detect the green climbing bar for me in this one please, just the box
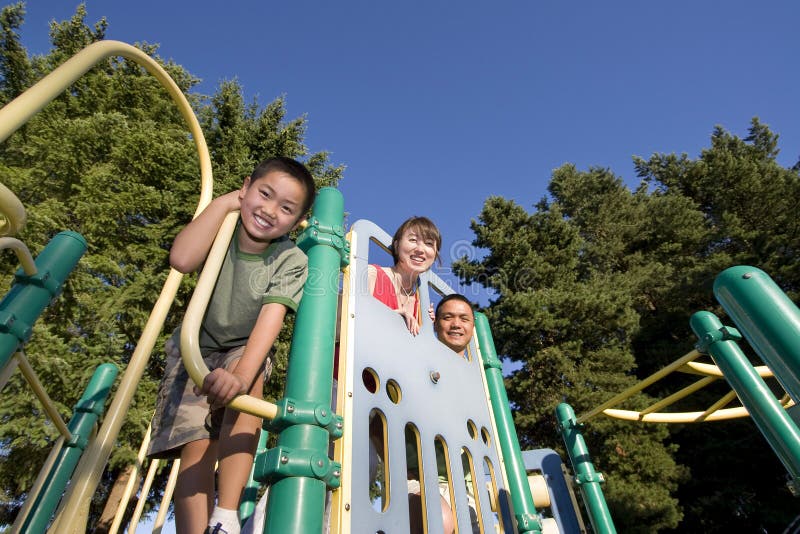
[263,187,345,534]
[475,312,542,534]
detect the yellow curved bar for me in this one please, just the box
[602,392,794,423]
[26,40,218,532]
[578,349,702,422]
[639,375,719,416]
[15,351,72,439]
[180,210,278,420]
[0,41,212,210]
[0,183,26,237]
[683,360,774,378]
[0,238,37,275]
[603,406,753,423]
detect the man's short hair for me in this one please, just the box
[435,293,475,319]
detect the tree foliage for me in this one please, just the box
[0,3,342,528]
[455,118,800,532]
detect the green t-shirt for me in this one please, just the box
[196,226,307,356]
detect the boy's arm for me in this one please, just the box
[201,302,288,406]
[170,190,241,273]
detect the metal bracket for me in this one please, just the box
[15,268,60,297]
[0,310,31,342]
[266,397,344,440]
[574,471,606,485]
[296,217,350,267]
[695,325,742,353]
[514,512,543,533]
[255,445,342,489]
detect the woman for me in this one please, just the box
[366,216,455,532]
[368,216,441,335]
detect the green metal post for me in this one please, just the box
[475,312,542,534]
[262,187,345,534]
[0,231,87,369]
[713,266,800,402]
[240,429,269,524]
[690,310,800,493]
[21,363,118,533]
[555,403,616,534]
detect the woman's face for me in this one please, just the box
[394,228,438,275]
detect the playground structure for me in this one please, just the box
[0,40,798,533]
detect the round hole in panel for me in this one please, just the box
[481,426,491,446]
[362,367,379,394]
[467,419,478,439]
[386,379,402,404]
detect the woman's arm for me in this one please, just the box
[170,190,241,273]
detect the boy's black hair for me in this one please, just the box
[435,293,475,319]
[250,157,317,215]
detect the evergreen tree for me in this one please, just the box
[0,3,343,529]
[455,120,800,531]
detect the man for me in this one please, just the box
[434,293,476,354]
[408,293,479,533]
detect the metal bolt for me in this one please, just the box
[333,470,341,477]
[280,455,289,464]
[430,371,441,384]
[287,404,295,413]
[344,503,350,511]
[336,422,343,429]
[743,272,753,279]
[321,410,327,417]
[348,392,353,397]
[317,460,324,467]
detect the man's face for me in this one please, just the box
[434,299,475,353]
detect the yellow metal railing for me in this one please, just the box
[0,38,293,531]
[0,39,222,533]
[578,348,793,424]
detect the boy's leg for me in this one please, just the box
[214,365,265,525]
[174,437,218,534]
[217,372,263,508]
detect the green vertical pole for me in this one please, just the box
[0,231,87,369]
[240,429,269,524]
[21,363,118,533]
[690,310,800,493]
[262,187,345,534]
[713,265,800,402]
[475,312,542,534]
[555,403,616,534]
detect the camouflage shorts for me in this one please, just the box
[146,336,272,459]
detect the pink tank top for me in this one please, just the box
[372,265,418,319]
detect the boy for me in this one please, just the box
[147,157,316,534]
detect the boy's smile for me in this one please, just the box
[237,170,305,253]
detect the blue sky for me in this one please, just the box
[17,1,800,304]
[10,2,800,531]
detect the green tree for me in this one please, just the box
[633,118,800,532]
[455,119,800,531]
[0,3,343,530]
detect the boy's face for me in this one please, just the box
[435,299,475,354]
[237,170,306,253]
